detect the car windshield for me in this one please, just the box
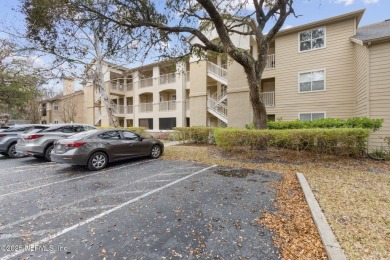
[69,130,99,139]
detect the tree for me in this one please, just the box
[58,95,78,123]
[76,0,296,129]
[21,0,154,127]
[0,38,45,122]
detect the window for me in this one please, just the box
[53,101,59,111]
[299,27,325,52]
[171,95,176,103]
[299,70,325,92]
[98,131,121,140]
[54,120,59,124]
[122,131,139,140]
[299,112,326,121]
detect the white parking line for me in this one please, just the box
[0,229,59,240]
[0,165,217,260]
[0,162,57,171]
[0,160,153,199]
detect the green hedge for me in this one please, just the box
[173,127,215,144]
[267,117,383,131]
[97,127,146,135]
[214,128,370,155]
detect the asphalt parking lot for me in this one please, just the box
[0,155,281,259]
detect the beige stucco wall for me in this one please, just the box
[189,61,208,126]
[367,42,390,151]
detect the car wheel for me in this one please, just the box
[150,145,162,159]
[8,144,24,158]
[88,152,108,171]
[44,145,54,161]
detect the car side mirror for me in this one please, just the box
[137,136,143,141]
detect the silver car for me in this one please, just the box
[51,129,164,170]
[16,124,96,161]
[0,124,48,158]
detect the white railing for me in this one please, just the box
[127,82,133,91]
[261,91,275,107]
[139,77,153,88]
[94,90,101,103]
[114,105,125,114]
[210,87,227,103]
[127,105,133,114]
[207,97,228,119]
[159,72,176,85]
[159,101,176,112]
[95,109,101,125]
[110,101,118,113]
[207,61,228,80]
[139,102,153,113]
[266,54,275,69]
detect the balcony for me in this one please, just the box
[265,54,275,69]
[126,105,133,114]
[139,77,153,88]
[159,72,176,85]
[260,91,275,107]
[112,104,125,114]
[127,82,133,91]
[207,61,228,85]
[139,102,153,113]
[159,101,176,112]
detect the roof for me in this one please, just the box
[277,9,365,36]
[351,20,390,45]
[42,90,84,102]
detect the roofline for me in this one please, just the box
[351,35,390,46]
[276,9,365,37]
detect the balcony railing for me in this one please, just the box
[266,54,275,69]
[207,61,228,81]
[159,101,176,112]
[139,77,153,88]
[113,104,125,114]
[139,102,153,113]
[127,105,133,114]
[127,82,133,91]
[261,91,275,107]
[159,72,176,85]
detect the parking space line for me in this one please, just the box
[0,229,59,240]
[0,162,57,171]
[0,160,154,199]
[0,165,217,260]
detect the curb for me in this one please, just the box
[296,173,347,260]
[164,141,182,147]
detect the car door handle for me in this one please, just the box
[129,144,134,146]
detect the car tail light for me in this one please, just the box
[24,134,43,140]
[65,142,86,148]
[0,134,6,138]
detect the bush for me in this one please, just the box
[214,128,370,155]
[267,117,383,131]
[173,127,216,144]
[98,126,146,136]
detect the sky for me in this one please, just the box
[0,0,389,90]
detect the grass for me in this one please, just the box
[161,144,390,260]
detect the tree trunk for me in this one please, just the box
[243,64,268,129]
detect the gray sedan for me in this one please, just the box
[51,129,164,170]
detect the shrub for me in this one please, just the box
[267,117,383,131]
[214,128,370,155]
[98,126,146,135]
[173,127,216,144]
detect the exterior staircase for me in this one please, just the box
[207,87,228,124]
[207,61,228,85]
[95,108,101,126]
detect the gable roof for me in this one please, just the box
[351,20,390,45]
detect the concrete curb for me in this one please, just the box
[164,141,182,148]
[296,173,347,260]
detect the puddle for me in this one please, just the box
[214,168,257,178]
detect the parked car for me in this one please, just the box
[51,129,164,170]
[0,124,49,158]
[16,124,96,161]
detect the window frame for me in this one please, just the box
[53,101,59,111]
[298,26,326,53]
[298,69,326,93]
[298,112,327,121]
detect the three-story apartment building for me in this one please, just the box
[84,9,390,150]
